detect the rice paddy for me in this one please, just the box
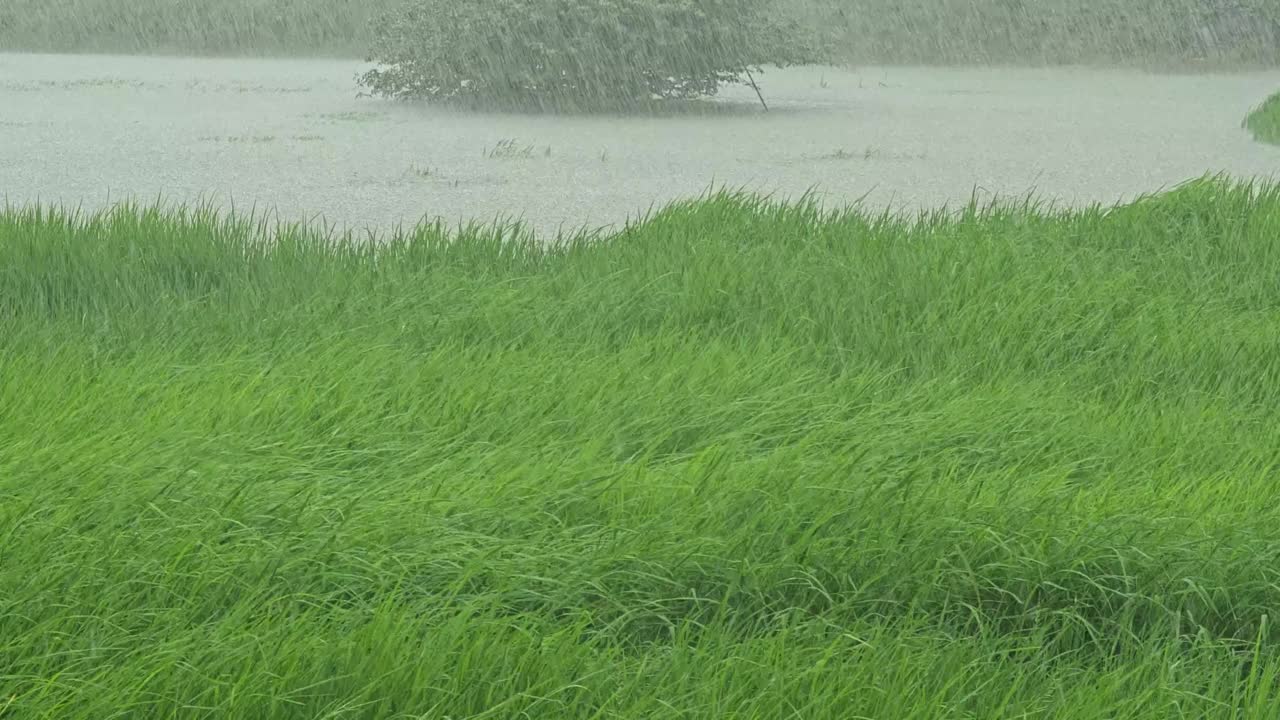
[4,176,1280,717]
[4,0,1280,715]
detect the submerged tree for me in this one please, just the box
[358,0,833,112]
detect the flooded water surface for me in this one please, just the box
[3,52,1277,236]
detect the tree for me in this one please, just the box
[358,0,833,112]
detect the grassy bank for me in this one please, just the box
[0,0,1276,66]
[4,176,1280,717]
[1247,92,1280,144]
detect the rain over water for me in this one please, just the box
[3,1,1278,235]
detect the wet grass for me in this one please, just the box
[0,0,1275,66]
[1247,91,1280,145]
[0,0,388,57]
[820,0,1279,67]
[3,175,1280,717]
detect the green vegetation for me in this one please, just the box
[359,0,830,111]
[822,0,1279,67]
[0,0,388,57]
[0,0,1276,66]
[4,176,1280,717]
[1246,91,1280,144]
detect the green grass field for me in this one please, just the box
[0,0,1276,66]
[1247,92,1280,144]
[4,176,1280,717]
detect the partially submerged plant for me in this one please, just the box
[482,138,550,158]
[1245,91,1280,145]
[358,0,833,112]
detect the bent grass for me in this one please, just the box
[3,176,1280,717]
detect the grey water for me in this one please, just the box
[1,52,1277,237]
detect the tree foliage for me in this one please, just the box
[358,0,832,111]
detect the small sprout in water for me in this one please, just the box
[485,138,539,159]
[816,147,855,161]
[812,146,926,162]
[402,162,441,180]
[199,134,277,144]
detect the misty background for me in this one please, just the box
[2,0,1277,66]
[1,0,1277,235]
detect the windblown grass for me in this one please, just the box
[1247,91,1280,144]
[0,0,1275,66]
[0,0,390,57]
[3,176,1280,717]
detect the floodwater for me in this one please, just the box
[2,52,1277,237]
